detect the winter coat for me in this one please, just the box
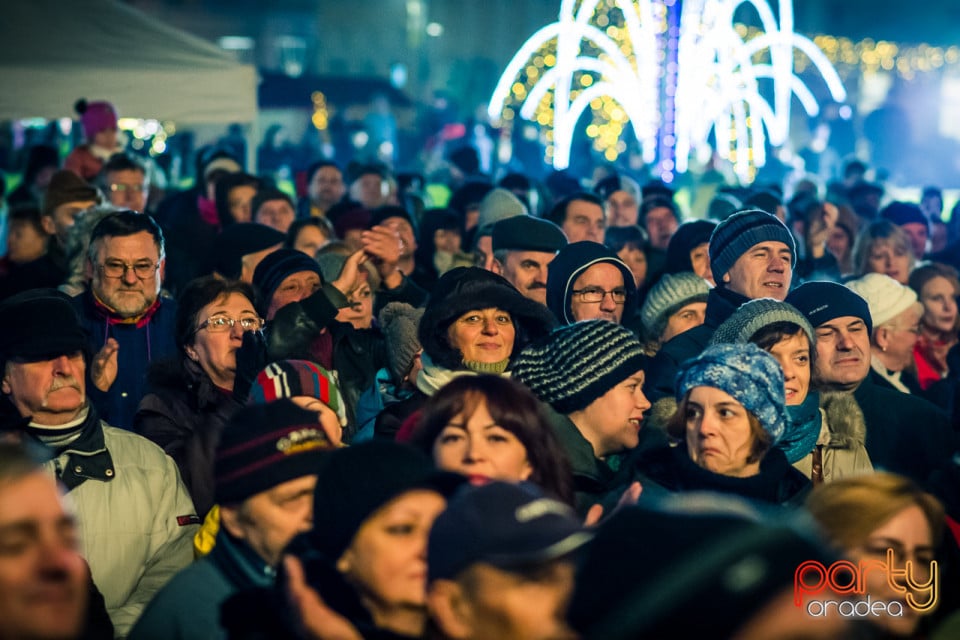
[35,405,198,637]
[791,392,873,483]
[634,443,811,507]
[134,357,244,519]
[645,286,750,401]
[72,291,179,430]
[128,529,274,640]
[64,144,104,181]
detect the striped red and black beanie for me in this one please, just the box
[215,399,335,504]
[247,359,346,427]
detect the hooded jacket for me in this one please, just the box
[545,241,637,325]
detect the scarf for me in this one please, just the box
[91,290,162,328]
[416,352,477,395]
[198,195,220,228]
[777,391,822,464]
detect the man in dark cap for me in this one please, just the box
[426,482,592,640]
[0,289,197,636]
[211,222,285,283]
[788,281,956,485]
[646,208,795,401]
[490,215,568,306]
[130,400,335,640]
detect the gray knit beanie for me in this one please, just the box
[477,188,528,232]
[710,298,814,347]
[709,209,796,282]
[378,302,424,385]
[641,272,710,338]
[512,320,646,414]
[676,343,787,444]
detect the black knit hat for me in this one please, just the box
[881,201,929,232]
[309,441,464,562]
[568,505,834,639]
[664,219,717,274]
[213,223,285,279]
[252,248,323,316]
[215,399,335,504]
[708,209,796,282]
[787,281,872,334]
[491,215,568,253]
[546,241,637,325]
[418,267,556,370]
[0,289,89,367]
[369,205,415,230]
[512,319,646,414]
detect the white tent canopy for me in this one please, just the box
[0,0,257,124]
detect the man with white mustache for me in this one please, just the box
[788,281,956,487]
[0,289,197,636]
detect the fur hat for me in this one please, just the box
[641,272,710,339]
[710,298,814,347]
[418,267,556,371]
[676,343,787,444]
[845,273,919,328]
[378,303,424,385]
[512,319,646,415]
[709,209,796,281]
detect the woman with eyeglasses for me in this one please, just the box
[134,276,263,518]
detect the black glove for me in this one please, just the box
[233,329,268,402]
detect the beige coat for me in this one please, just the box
[792,392,873,483]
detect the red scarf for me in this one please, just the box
[91,292,162,328]
[197,195,220,228]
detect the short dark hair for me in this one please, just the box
[306,160,341,183]
[101,153,145,179]
[547,192,603,227]
[604,225,649,254]
[175,276,257,351]
[7,205,46,236]
[251,188,295,220]
[411,375,575,505]
[215,172,260,226]
[285,217,334,250]
[640,196,681,226]
[87,210,165,263]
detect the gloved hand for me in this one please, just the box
[233,329,268,402]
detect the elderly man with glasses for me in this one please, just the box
[70,210,178,429]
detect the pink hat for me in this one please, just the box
[74,99,118,140]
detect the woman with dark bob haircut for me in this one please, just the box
[410,375,575,505]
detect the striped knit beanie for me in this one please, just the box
[710,298,814,347]
[709,209,796,282]
[215,399,336,504]
[640,272,710,338]
[676,343,787,444]
[512,320,646,414]
[248,359,347,427]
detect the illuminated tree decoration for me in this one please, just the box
[489,0,847,183]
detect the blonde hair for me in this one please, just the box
[805,472,944,550]
[852,220,915,278]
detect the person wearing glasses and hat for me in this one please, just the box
[70,211,178,430]
[545,240,638,327]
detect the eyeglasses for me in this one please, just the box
[97,260,159,280]
[108,183,149,193]
[572,287,627,304]
[195,314,264,334]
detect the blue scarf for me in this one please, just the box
[776,391,822,464]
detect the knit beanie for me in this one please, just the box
[594,174,641,203]
[378,303,425,385]
[212,223,285,279]
[42,170,100,217]
[881,201,929,232]
[845,273,919,328]
[477,188,527,232]
[708,209,796,281]
[491,215,568,253]
[664,219,717,274]
[309,441,463,562]
[74,99,118,140]
[512,320,646,415]
[247,359,347,427]
[710,298,814,347]
[252,249,323,316]
[546,241,637,325]
[641,272,710,338]
[215,399,336,504]
[369,205,415,230]
[676,343,787,444]
[787,281,872,334]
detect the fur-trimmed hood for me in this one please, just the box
[819,391,867,449]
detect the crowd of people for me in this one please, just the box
[1,96,959,640]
